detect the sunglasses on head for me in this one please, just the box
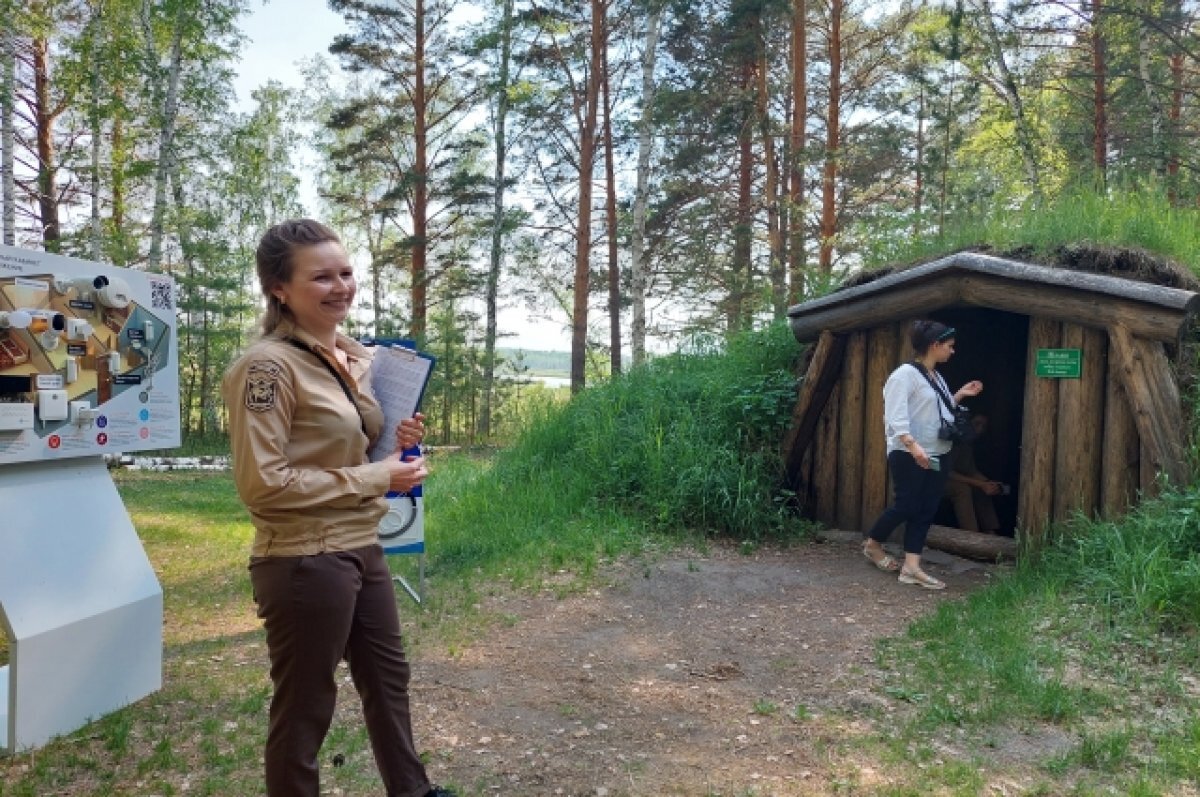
[936,326,956,341]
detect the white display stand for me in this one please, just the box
[0,456,162,753]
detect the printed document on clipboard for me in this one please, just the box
[366,343,435,463]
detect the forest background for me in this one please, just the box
[3,0,1200,448]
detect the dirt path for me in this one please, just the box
[409,533,999,796]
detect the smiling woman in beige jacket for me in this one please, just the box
[222,219,454,797]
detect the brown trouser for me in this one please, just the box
[945,479,1000,533]
[249,544,431,797]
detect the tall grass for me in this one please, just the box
[1043,486,1200,631]
[422,322,812,589]
[496,323,808,537]
[879,486,1200,788]
[865,183,1200,273]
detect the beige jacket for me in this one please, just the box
[221,321,393,556]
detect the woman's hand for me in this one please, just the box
[385,452,428,494]
[909,441,931,469]
[955,380,983,402]
[395,412,425,452]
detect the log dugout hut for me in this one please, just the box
[783,251,1200,553]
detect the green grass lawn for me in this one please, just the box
[0,457,674,797]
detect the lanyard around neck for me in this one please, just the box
[909,361,955,414]
[287,338,368,438]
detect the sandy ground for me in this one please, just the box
[397,532,1000,796]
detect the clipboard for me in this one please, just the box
[362,338,436,463]
[362,337,435,603]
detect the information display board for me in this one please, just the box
[0,245,180,464]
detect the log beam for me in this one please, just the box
[861,326,899,526]
[926,525,1019,562]
[1052,324,1106,522]
[813,381,840,526]
[1107,323,1189,489]
[1101,352,1139,517]
[1018,317,1060,539]
[835,332,867,531]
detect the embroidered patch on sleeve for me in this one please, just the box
[245,360,283,413]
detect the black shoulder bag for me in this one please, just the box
[908,363,977,443]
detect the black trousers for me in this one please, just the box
[865,449,951,555]
[249,544,432,797]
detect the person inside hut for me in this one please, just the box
[861,319,983,590]
[944,413,1004,534]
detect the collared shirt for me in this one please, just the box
[221,320,393,557]
[881,362,954,457]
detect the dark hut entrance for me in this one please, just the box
[782,251,1199,560]
[925,307,1029,535]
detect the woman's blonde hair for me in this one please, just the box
[255,219,341,335]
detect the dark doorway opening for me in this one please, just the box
[929,306,1029,535]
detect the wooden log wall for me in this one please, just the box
[1101,356,1140,517]
[782,331,846,484]
[1053,324,1106,520]
[1018,318,1061,538]
[1015,318,1182,537]
[861,326,900,525]
[793,323,910,532]
[812,381,840,526]
[1108,323,1189,489]
[835,332,867,530]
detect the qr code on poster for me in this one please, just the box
[149,277,174,310]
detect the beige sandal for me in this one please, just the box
[898,567,946,590]
[862,543,901,573]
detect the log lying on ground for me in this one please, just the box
[925,524,1019,562]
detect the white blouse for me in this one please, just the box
[881,363,954,456]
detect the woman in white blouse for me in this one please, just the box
[861,319,983,590]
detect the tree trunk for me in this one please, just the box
[977,0,1040,192]
[602,26,621,376]
[1137,23,1163,172]
[757,41,785,320]
[571,0,604,394]
[411,0,429,341]
[146,2,185,270]
[818,0,841,273]
[33,34,61,250]
[111,86,126,247]
[168,169,199,435]
[914,82,924,238]
[1,26,14,245]
[1165,0,1183,204]
[938,64,956,238]
[732,56,754,332]
[88,5,103,259]
[1091,0,1107,184]
[481,0,514,438]
[630,4,661,367]
[371,223,385,338]
[787,0,806,303]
